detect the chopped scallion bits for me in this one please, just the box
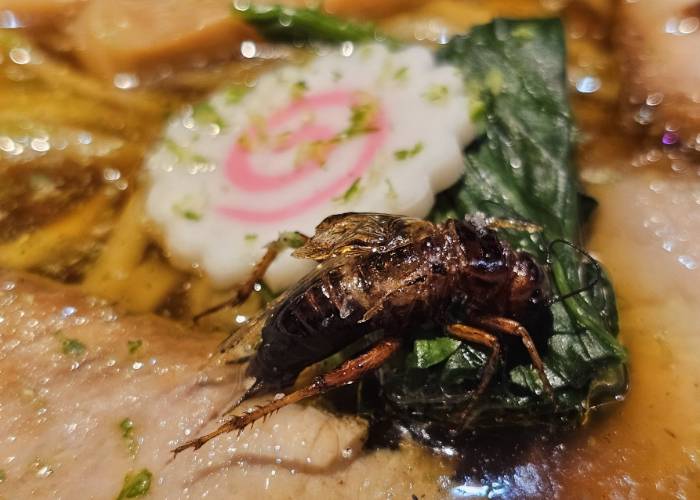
[394,142,424,160]
[225,85,249,104]
[334,178,362,203]
[192,102,227,129]
[127,340,142,354]
[423,84,449,103]
[116,469,152,499]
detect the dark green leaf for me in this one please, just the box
[409,337,461,369]
[383,19,626,430]
[235,4,379,44]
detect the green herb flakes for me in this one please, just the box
[127,340,142,355]
[55,330,86,357]
[116,469,152,499]
[119,418,134,436]
[393,66,408,81]
[394,142,423,161]
[385,179,398,200]
[0,469,6,482]
[119,418,139,458]
[344,102,378,138]
[163,139,186,162]
[244,233,258,242]
[291,80,308,99]
[225,85,249,104]
[192,102,227,129]
[62,338,86,356]
[334,178,362,203]
[423,84,449,103]
[172,199,202,221]
[164,139,208,165]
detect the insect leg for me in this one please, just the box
[446,323,501,411]
[481,216,543,234]
[192,232,309,323]
[172,337,401,455]
[472,316,554,400]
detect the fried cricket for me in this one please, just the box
[174,212,560,454]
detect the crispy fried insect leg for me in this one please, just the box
[172,337,402,455]
[192,232,309,323]
[447,323,501,408]
[484,217,543,233]
[473,316,554,400]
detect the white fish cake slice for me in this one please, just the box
[146,42,476,291]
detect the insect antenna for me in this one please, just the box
[545,239,602,306]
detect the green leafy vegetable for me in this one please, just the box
[408,337,461,369]
[116,469,152,499]
[381,18,627,431]
[235,4,379,44]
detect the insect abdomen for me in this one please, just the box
[247,268,372,389]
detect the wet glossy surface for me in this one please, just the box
[1,0,700,498]
[0,271,451,499]
[450,160,700,498]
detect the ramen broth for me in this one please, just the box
[1,0,699,498]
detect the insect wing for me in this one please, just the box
[293,212,436,261]
[216,262,329,357]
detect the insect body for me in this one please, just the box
[175,213,555,454]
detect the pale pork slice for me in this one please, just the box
[67,0,258,78]
[0,0,88,27]
[0,270,448,499]
[618,0,700,146]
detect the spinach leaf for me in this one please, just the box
[235,4,379,44]
[382,19,627,431]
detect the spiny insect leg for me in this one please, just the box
[172,337,401,456]
[446,323,501,425]
[473,316,554,400]
[192,232,309,323]
[220,378,267,417]
[481,216,543,234]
